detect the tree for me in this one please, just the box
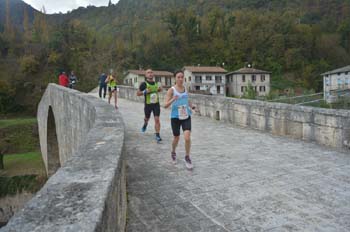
[4,0,14,39]
[20,55,40,74]
[337,20,350,52]
[32,8,49,43]
[183,11,200,43]
[243,82,257,100]
[0,152,3,169]
[164,10,182,40]
[23,6,31,42]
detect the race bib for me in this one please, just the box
[150,93,158,104]
[178,105,189,120]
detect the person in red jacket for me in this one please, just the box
[58,72,69,87]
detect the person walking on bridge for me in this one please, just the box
[69,71,78,89]
[106,72,118,109]
[137,69,162,142]
[98,72,107,98]
[164,70,195,170]
[58,71,69,87]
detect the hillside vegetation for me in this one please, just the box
[0,0,349,114]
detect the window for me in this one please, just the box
[261,75,265,82]
[325,78,330,86]
[346,72,349,75]
[259,86,266,92]
[134,77,137,83]
[252,75,256,82]
[195,76,202,83]
[241,86,245,93]
[195,86,200,90]
[230,77,233,82]
[206,76,212,81]
[215,76,222,83]
[254,86,257,92]
[155,77,161,82]
[242,75,246,82]
[165,77,170,86]
[338,73,341,76]
[217,86,221,94]
[189,76,191,82]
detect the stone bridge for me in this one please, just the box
[2,84,350,232]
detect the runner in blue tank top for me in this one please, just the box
[164,70,196,170]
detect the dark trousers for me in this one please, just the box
[99,85,107,98]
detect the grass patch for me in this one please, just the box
[0,175,46,197]
[0,152,46,177]
[0,118,37,129]
[0,120,39,154]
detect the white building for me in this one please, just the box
[226,67,271,97]
[124,70,174,89]
[183,66,227,95]
[321,65,350,103]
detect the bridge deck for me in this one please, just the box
[98,94,350,231]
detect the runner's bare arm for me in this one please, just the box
[164,88,177,109]
[136,89,144,96]
[188,101,196,113]
[137,82,145,96]
[105,75,110,83]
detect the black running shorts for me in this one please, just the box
[144,103,160,118]
[171,117,191,136]
[108,86,117,92]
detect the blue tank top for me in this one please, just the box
[170,86,192,119]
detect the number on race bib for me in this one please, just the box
[150,93,158,103]
[178,105,189,120]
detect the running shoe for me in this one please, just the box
[141,124,147,132]
[184,156,193,170]
[171,152,177,164]
[155,134,162,142]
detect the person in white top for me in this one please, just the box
[164,70,196,170]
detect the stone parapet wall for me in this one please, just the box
[1,84,126,232]
[118,85,350,150]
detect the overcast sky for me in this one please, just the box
[22,0,120,14]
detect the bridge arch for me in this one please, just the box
[46,106,60,177]
[2,84,127,232]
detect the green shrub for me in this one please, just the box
[0,175,45,197]
[20,55,40,74]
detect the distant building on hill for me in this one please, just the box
[183,66,227,95]
[226,67,271,97]
[321,65,350,103]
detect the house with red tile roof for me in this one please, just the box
[183,66,227,95]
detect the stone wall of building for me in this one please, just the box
[118,85,350,150]
[1,84,127,232]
